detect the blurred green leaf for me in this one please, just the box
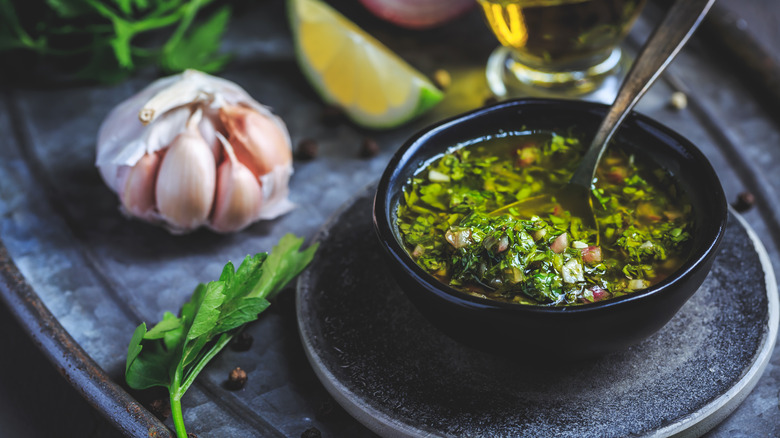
[113,0,133,15]
[45,0,95,19]
[160,5,231,73]
[110,18,135,67]
[2,0,234,83]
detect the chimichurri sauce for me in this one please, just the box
[396,131,693,306]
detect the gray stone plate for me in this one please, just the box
[297,184,779,438]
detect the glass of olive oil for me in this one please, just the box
[477,0,646,100]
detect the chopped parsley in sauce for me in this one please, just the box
[396,132,692,306]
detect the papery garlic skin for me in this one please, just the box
[97,78,189,193]
[96,70,295,233]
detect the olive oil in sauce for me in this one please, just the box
[396,131,692,306]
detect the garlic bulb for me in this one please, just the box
[96,70,294,233]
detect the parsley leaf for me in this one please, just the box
[125,234,318,438]
[2,0,232,83]
[160,4,232,73]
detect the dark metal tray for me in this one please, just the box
[1,1,779,436]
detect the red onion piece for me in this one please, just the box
[590,285,610,302]
[358,0,475,29]
[581,246,602,264]
[550,233,568,254]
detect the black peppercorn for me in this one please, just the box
[359,137,380,158]
[733,191,756,212]
[227,367,248,390]
[295,138,319,161]
[230,331,254,352]
[301,427,322,438]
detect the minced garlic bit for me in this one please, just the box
[669,91,688,110]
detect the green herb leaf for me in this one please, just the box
[124,322,178,390]
[3,0,232,83]
[125,234,318,438]
[109,18,135,68]
[144,311,182,339]
[113,0,133,15]
[252,233,319,301]
[125,323,147,373]
[186,281,227,340]
[45,0,95,19]
[160,5,231,73]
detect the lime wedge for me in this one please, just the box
[288,0,443,129]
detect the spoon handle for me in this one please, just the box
[570,0,717,189]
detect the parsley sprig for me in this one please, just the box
[125,234,318,438]
[0,0,232,83]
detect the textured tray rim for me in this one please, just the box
[0,239,171,438]
[649,209,779,438]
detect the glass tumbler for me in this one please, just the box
[477,0,646,100]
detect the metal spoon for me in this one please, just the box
[490,0,716,237]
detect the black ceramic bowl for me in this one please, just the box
[373,99,727,358]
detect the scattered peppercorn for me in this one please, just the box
[148,398,171,420]
[433,69,451,90]
[669,91,688,110]
[227,367,248,390]
[733,191,756,212]
[359,137,380,158]
[187,433,198,438]
[320,104,345,126]
[296,138,319,161]
[230,331,254,352]
[483,95,499,106]
[301,427,322,438]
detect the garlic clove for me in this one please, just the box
[197,109,224,162]
[219,105,292,177]
[120,152,161,219]
[210,134,264,233]
[155,118,216,232]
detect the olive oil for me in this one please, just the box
[478,0,645,71]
